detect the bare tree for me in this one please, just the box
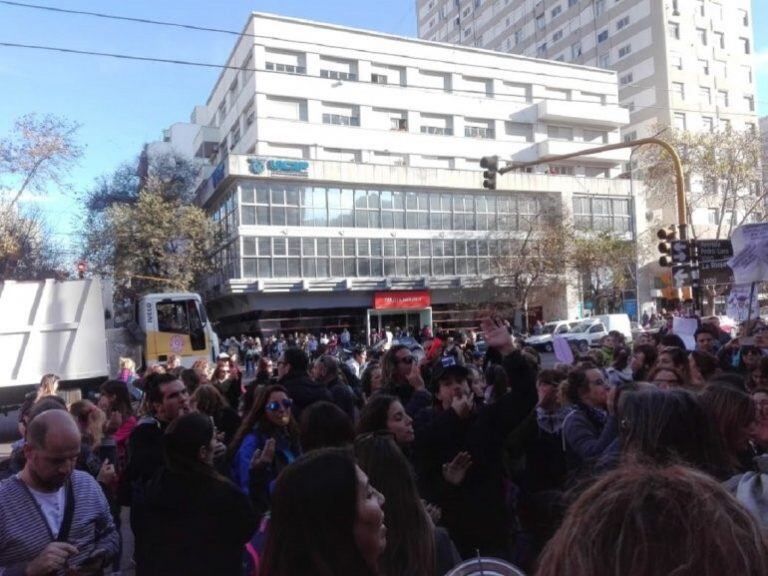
[0,201,65,280]
[0,114,83,208]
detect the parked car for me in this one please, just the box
[525,320,580,352]
[562,314,632,354]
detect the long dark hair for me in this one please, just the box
[164,412,228,483]
[356,394,398,437]
[99,380,133,418]
[300,401,355,453]
[261,448,377,576]
[699,384,756,471]
[355,434,435,576]
[226,384,298,461]
[619,388,730,479]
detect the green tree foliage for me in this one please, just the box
[0,202,64,280]
[83,152,212,297]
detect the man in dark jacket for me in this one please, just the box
[312,354,357,420]
[277,347,331,420]
[413,318,537,560]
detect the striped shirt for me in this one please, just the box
[0,470,118,576]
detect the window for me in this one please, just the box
[720,119,731,131]
[667,22,680,40]
[320,69,357,81]
[744,96,755,112]
[670,53,683,70]
[622,101,635,112]
[740,37,751,54]
[572,196,632,233]
[536,14,545,29]
[505,122,533,142]
[514,29,523,44]
[551,4,562,18]
[619,72,633,86]
[623,130,637,143]
[714,31,724,49]
[717,90,729,108]
[699,59,709,75]
[553,29,564,42]
[371,73,388,84]
[618,44,631,58]
[702,116,714,133]
[537,43,548,57]
[549,165,574,175]
[706,208,719,225]
[597,29,608,43]
[547,125,574,141]
[584,129,607,143]
[322,113,360,126]
[595,0,605,17]
[739,9,749,26]
[673,112,686,131]
[464,124,495,139]
[742,65,753,84]
[616,15,630,30]
[699,86,711,105]
[265,62,306,75]
[672,82,685,100]
[571,41,582,59]
[598,53,610,68]
[696,0,704,16]
[569,0,578,6]
[696,28,707,46]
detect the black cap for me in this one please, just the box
[431,358,471,386]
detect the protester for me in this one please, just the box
[536,465,768,576]
[0,410,119,575]
[228,385,300,519]
[276,347,330,419]
[360,361,384,400]
[647,365,688,390]
[261,447,386,576]
[381,344,432,416]
[357,394,415,446]
[35,373,60,401]
[699,383,758,474]
[313,354,357,421]
[190,384,241,446]
[138,413,257,576]
[355,433,461,576]
[560,366,617,474]
[629,343,657,381]
[211,357,241,412]
[300,400,356,452]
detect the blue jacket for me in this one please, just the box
[231,427,299,496]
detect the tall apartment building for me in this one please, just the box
[417,0,759,140]
[154,12,650,336]
[761,116,768,188]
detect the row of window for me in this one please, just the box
[238,183,545,232]
[667,21,751,54]
[240,236,510,279]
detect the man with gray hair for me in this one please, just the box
[0,409,118,575]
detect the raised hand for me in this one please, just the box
[480,315,515,356]
[442,451,473,486]
[250,438,277,469]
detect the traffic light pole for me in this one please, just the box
[496,137,701,311]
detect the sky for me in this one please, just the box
[0,0,766,261]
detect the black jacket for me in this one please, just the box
[413,350,537,558]
[279,371,331,420]
[326,376,357,421]
[137,468,257,576]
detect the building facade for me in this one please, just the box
[156,12,648,336]
[417,0,759,139]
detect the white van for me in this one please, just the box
[562,314,632,353]
[525,320,580,352]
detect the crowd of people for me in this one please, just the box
[3,312,768,575]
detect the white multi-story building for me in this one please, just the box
[417,0,759,140]
[761,116,768,188]
[157,12,648,336]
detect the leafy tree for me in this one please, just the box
[82,151,212,297]
[0,202,65,280]
[570,232,637,315]
[0,114,83,208]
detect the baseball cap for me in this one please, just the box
[431,356,471,386]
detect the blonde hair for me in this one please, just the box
[37,374,60,401]
[69,399,107,448]
[119,357,136,372]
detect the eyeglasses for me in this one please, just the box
[266,398,293,412]
[397,356,415,365]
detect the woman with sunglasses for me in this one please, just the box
[227,385,301,519]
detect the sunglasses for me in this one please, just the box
[266,398,293,412]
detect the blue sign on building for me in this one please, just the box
[247,157,310,176]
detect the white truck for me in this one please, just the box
[561,314,633,354]
[0,278,219,411]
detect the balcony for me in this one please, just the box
[538,99,629,128]
[390,118,408,131]
[193,125,221,159]
[420,126,453,136]
[265,62,306,75]
[538,140,630,164]
[464,126,495,139]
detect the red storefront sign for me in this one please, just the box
[373,290,431,310]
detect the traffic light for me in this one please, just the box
[480,155,499,190]
[76,261,87,279]
[657,226,677,267]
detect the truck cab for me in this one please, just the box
[137,293,219,369]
